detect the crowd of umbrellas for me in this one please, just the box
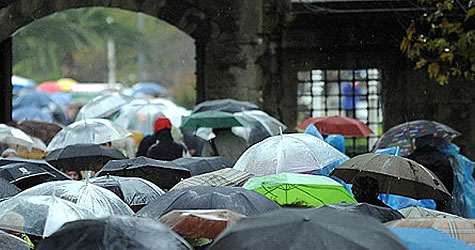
[0,81,474,249]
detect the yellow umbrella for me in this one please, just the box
[57,78,77,92]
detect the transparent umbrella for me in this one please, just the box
[150,98,191,127]
[233,133,348,176]
[0,124,35,150]
[16,180,134,217]
[46,119,131,152]
[233,110,287,144]
[75,92,134,121]
[0,195,95,238]
[114,100,167,135]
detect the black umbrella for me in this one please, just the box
[45,143,127,171]
[192,99,259,114]
[96,157,191,190]
[0,230,29,250]
[0,177,21,199]
[36,216,192,250]
[90,175,165,208]
[136,186,280,219]
[0,158,70,181]
[208,208,408,250]
[0,163,55,190]
[316,202,405,223]
[171,156,232,176]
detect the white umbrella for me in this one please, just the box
[150,98,191,127]
[233,133,348,177]
[114,100,167,135]
[16,180,134,217]
[0,195,95,237]
[0,124,36,150]
[46,119,131,152]
[75,92,133,121]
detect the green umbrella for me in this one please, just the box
[243,173,357,207]
[180,110,251,130]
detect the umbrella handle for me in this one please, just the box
[385,178,392,203]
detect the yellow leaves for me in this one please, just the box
[400,37,411,52]
[440,52,454,63]
[407,23,416,39]
[428,63,440,78]
[466,7,475,22]
[415,59,428,69]
[436,74,449,85]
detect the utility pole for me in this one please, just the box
[137,12,145,82]
[107,16,116,88]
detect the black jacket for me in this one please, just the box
[146,129,184,161]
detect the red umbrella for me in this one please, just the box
[296,115,373,137]
[36,81,62,94]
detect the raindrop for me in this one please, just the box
[444,48,450,52]
[423,13,428,17]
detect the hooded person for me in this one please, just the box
[145,117,186,161]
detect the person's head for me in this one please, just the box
[154,117,172,134]
[66,170,82,180]
[100,141,112,147]
[0,212,25,237]
[1,148,18,158]
[352,176,380,201]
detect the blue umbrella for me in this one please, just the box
[13,91,55,109]
[12,107,54,122]
[52,92,73,105]
[11,75,35,92]
[388,227,474,250]
[132,82,169,97]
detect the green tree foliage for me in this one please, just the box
[400,0,475,85]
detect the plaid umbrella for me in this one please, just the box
[399,206,462,219]
[385,218,475,246]
[373,120,460,156]
[170,168,253,191]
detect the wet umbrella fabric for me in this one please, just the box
[385,218,475,246]
[234,133,348,177]
[0,195,95,238]
[159,209,246,240]
[373,120,461,156]
[208,208,407,250]
[171,157,233,176]
[75,92,134,121]
[331,153,451,200]
[399,206,461,219]
[0,124,36,150]
[36,216,192,250]
[12,91,67,125]
[181,110,252,130]
[316,203,404,223]
[388,227,474,250]
[192,99,259,114]
[0,229,29,250]
[0,177,21,199]
[170,168,254,191]
[16,180,134,217]
[0,158,71,181]
[243,173,357,207]
[13,120,63,145]
[296,115,374,137]
[90,175,165,207]
[137,186,280,219]
[45,143,126,171]
[132,82,170,97]
[96,157,191,190]
[114,100,166,135]
[46,119,131,152]
[233,110,287,144]
[12,107,54,123]
[0,163,55,190]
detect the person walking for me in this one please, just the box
[145,117,186,161]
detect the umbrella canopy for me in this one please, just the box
[243,173,356,207]
[137,186,281,219]
[16,180,134,217]
[399,206,461,219]
[45,143,126,171]
[12,92,67,125]
[46,119,131,152]
[0,195,95,238]
[0,230,29,250]
[192,99,259,114]
[388,227,474,250]
[11,75,35,92]
[208,208,407,250]
[233,110,287,144]
[12,107,54,123]
[149,98,191,127]
[36,216,192,250]
[0,158,71,181]
[373,120,461,156]
[181,110,251,130]
[172,156,233,176]
[96,157,191,190]
[114,100,167,135]
[0,163,55,190]
[90,175,165,207]
[331,153,451,201]
[385,218,475,246]
[75,92,134,121]
[13,120,63,145]
[159,209,246,240]
[131,82,169,97]
[170,168,254,191]
[316,202,404,223]
[0,177,21,200]
[296,115,374,137]
[56,78,77,92]
[234,133,349,177]
[0,124,36,150]
[36,81,62,94]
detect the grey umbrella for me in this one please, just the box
[331,153,451,201]
[208,208,407,250]
[316,202,405,223]
[0,177,21,199]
